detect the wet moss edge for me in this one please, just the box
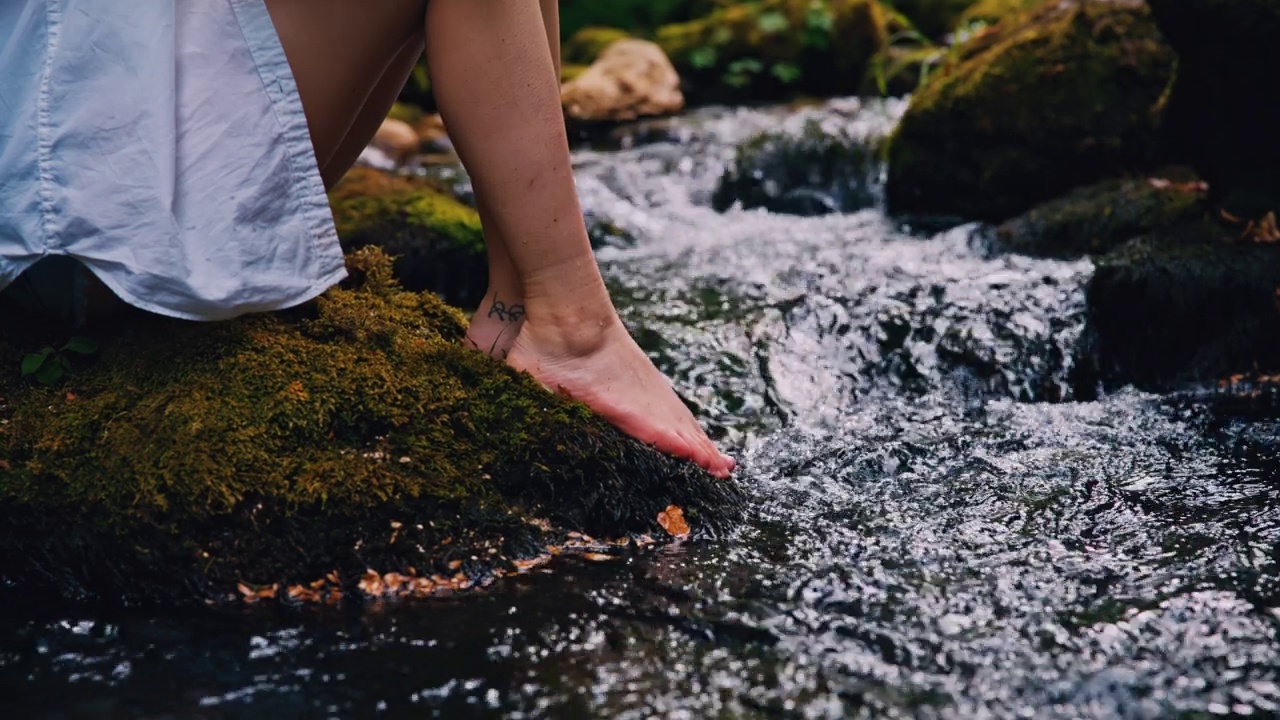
[0,249,745,605]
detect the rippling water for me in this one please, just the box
[4,100,1278,719]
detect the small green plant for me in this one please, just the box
[21,336,99,386]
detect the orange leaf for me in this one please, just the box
[657,505,690,537]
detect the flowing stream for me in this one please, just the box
[3,100,1279,719]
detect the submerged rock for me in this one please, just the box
[996,175,1207,259]
[561,40,685,123]
[1087,224,1280,389]
[1148,0,1280,217]
[656,0,889,104]
[0,249,744,605]
[714,120,884,216]
[886,0,1174,221]
[329,167,487,309]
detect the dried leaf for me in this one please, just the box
[657,505,691,537]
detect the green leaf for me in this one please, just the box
[35,359,64,386]
[726,58,764,75]
[770,61,803,84]
[62,336,99,355]
[689,45,718,69]
[21,351,51,377]
[756,11,790,34]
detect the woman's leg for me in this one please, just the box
[424,1,734,476]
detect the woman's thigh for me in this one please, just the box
[262,0,426,171]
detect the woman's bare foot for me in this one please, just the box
[465,291,526,359]
[507,312,736,478]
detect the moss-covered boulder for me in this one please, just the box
[656,0,890,104]
[956,0,1045,27]
[713,120,884,216]
[329,167,487,309]
[860,44,941,97]
[0,249,743,604]
[1147,0,1280,217]
[886,0,1175,221]
[1086,224,1280,389]
[885,0,980,38]
[995,174,1207,259]
[563,27,632,66]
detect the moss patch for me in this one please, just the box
[995,175,1207,259]
[329,167,488,309]
[886,0,1175,221]
[0,249,744,604]
[655,0,889,105]
[563,27,632,65]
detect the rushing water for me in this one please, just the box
[4,100,1279,719]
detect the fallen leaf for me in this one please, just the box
[657,505,691,538]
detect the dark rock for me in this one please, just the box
[1147,0,1280,216]
[1087,223,1280,389]
[996,174,1207,259]
[886,0,1175,221]
[714,120,884,216]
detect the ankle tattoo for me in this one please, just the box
[486,298,526,323]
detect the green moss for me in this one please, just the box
[655,0,890,104]
[329,167,488,308]
[886,0,1175,221]
[860,45,943,97]
[561,63,590,85]
[956,0,1044,26]
[563,27,631,65]
[0,248,744,603]
[385,102,426,126]
[996,175,1207,259]
[885,0,981,38]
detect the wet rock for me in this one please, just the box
[713,120,884,216]
[886,0,1175,221]
[1147,0,1280,217]
[329,167,487,308]
[562,26,631,65]
[1087,223,1280,389]
[995,174,1207,259]
[885,0,980,38]
[0,248,744,604]
[656,0,889,104]
[561,40,685,123]
[372,118,420,163]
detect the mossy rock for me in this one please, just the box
[886,0,1175,221]
[562,27,631,66]
[561,63,590,85]
[385,102,425,127]
[655,0,890,105]
[995,175,1207,259]
[0,249,744,604]
[1147,0,1280,216]
[329,167,487,309]
[713,121,884,216]
[885,0,980,38]
[956,0,1045,27]
[1086,223,1280,389]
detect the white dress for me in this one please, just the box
[0,0,347,321]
